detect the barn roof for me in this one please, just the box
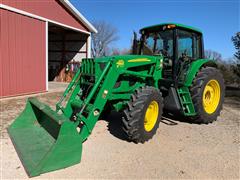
[60,0,97,33]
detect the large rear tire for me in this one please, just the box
[122,86,163,143]
[190,67,225,124]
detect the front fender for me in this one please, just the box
[184,59,217,87]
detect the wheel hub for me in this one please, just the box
[202,80,221,114]
[144,101,159,132]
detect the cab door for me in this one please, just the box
[174,29,203,84]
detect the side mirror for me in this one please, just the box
[132,31,138,54]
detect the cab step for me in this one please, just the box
[177,87,196,116]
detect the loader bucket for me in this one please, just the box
[8,98,83,177]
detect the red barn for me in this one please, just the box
[0,0,97,98]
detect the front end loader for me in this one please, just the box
[8,23,225,177]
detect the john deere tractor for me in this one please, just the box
[8,23,225,177]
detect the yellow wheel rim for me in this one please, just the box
[202,79,221,114]
[144,101,159,132]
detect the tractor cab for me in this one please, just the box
[135,23,204,81]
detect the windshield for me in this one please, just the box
[141,30,174,57]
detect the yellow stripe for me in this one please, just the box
[128,58,151,62]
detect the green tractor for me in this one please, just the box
[8,23,225,177]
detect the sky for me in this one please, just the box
[71,0,239,59]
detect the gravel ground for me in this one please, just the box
[0,92,239,179]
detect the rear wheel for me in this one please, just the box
[122,86,163,143]
[190,67,225,124]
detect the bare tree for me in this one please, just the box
[110,48,131,56]
[232,32,240,78]
[232,32,240,60]
[204,49,222,61]
[203,48,240,86]
[91,21,119,57]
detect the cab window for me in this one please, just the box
[178,30,193,59]
[193,34,202,59]
[142,30,174,57]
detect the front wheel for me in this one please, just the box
[190,67,225,124]
[122,86,163,143]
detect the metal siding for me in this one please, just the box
[0,9,46,97]
[2,0,88,32]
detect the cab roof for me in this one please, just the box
[140,23,202,34]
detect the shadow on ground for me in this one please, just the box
[102,111,128,142]
[224,97,240,109]
[101,110,187,142]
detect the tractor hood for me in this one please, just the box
[84,55,163,82]
[94,55,160,63]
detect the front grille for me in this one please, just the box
[81,58,95,75]
[80,58,95,100]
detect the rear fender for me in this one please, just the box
[184,59,217,87]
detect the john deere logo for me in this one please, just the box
[116,60,124,68]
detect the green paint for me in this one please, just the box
[140,22,202,34]
[112,100,129,112]
[8,55,162,176]
[177,87,196,116]
[9,23,218,177]
[8,98,82,177]
[184,59,216,87]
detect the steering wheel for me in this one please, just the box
[159,49,169,57]
[143,43,154,55]
[181,49,192,62]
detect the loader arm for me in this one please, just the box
[8,55,162,176]
[56,56,162,141]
